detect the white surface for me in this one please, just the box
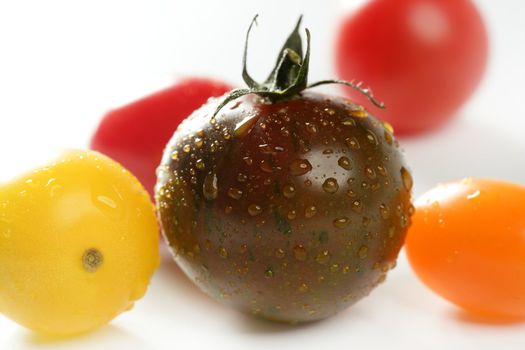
[1,0,525,349]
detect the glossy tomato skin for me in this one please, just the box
[336,0,488,135]
[156,91,413,322]
[406,179,525,318]
[91,78,232,197]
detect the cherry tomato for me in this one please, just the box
[335,0,488,135]
[156,16,413,323]
[0,150,159,335]
[405,178,525,319]
[91,78,232,197]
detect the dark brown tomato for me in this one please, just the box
[156,91,413,322]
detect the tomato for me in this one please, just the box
[0,150,159,335]
[156,16,414,322]
[91,78,232,197]
[405,178,525,319]
[335,0,488,135]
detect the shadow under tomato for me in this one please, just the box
[452,309,525,326]
[21,324,147,348]
[233,312,323,335]
[155,244,220,309]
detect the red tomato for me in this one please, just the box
[405,178,525,319]
[335,0,488,135]
[91,78,232,197]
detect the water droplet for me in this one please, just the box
[203,173,218,200]
[305,122,317,134]
[95,195,117,210]
[260,160,273,173]
[349,109,368,118]
[248,204,262,216]
[234,114,259,138]
[298,283,309,293]
[171,151,179,161]
[265,266,274,278]
[315,250,331,265]
[383,121,394,133]
[333,216,351,228]
[400,214,409,228]
[377,165,387,176]
[467,190,480,200]
[346,189,356,198]
[323,149,334,154]
[379,204,390,219]
[324,108,336,115]
[305,205,317,218]
[243,156,253,166]
[225,205,233,214]
[236,173,247,183]
[352,200,363,213]
[218,246,229,259]
[341,118,356,126]
[384,130,393,145]
[304,179,312,187]
[282,183,296,198]
[194,137,204,148]
[400,167,413,191]
[345,137,360,150]
[195,159,205,170]
[366,130,378,145]
[259,144,284,154]
[227,187,243,200]
[287,210,297,220]
[338,157,352,170]
[183,144,191,153]
[358,245,368,259]
[365,167,377,179]
[293,245,307,261]
[275,248,286,259]
[322,178,339,194]
[222,127,231,140]
[289,159,312,176]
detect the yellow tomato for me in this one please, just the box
[0,150,159,335]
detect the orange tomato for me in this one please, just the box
[405,178,525,319]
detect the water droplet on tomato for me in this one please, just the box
[358,245,368,259]
[218,246,229,259]
[248,204,262,216]
[203,173,218,200]
[293,245,307,261]
[346,137,360,150]
[282,183,296,198]
[379,204,390,219]
[305,205,317,218]
[289,159,312,176]
[338,156,352,170]
[315,250,331,265]
[400,167,413,191]
[227,187,243,200]
[333,216,351,228]
[322,178,339,194]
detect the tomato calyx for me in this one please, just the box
[213,15,385,117]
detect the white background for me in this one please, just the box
[1,0,525,349]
